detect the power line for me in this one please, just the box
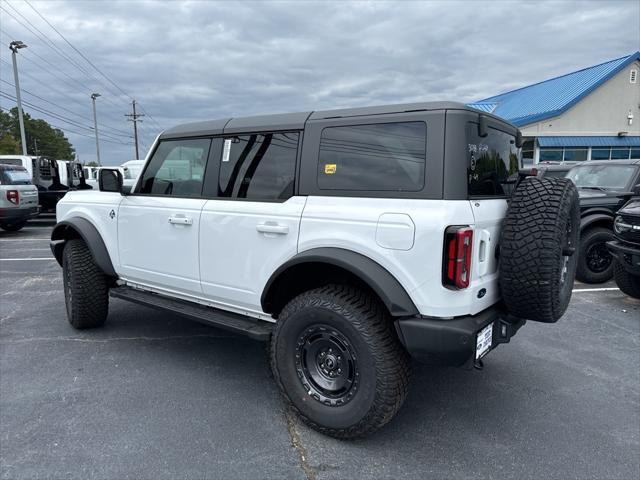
[3,2,163,142]
[0,58,132,138]
[0,78,133,139]
[0,91,134,144]
[24,0,133,101]
[20,0,163,132]
[0,3,96,82]
[0,104,134,146]
[0,7,131,114]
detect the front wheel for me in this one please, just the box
[270,285,410,439]
[613,260,640,299]
[62,239,109,329]
[576,227,615,284]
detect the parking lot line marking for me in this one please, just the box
[0,258,55,261]
[0,238,51,241]
[572,287,620,292]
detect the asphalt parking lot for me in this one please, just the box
[1,215,639,480]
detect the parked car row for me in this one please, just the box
[83,160,144,193]
[523,159,640,285]
[0,156,144,232]
[0,164,39,231]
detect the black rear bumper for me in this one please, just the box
[395,307,526,369]
[0,206,39,223]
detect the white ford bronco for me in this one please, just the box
[51,102,580,438]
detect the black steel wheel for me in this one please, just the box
[296,324,359,407]
[270,284,410,439]
[576,227,615,283]
[585,242,612,273]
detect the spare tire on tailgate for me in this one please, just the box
[499,176,580,323]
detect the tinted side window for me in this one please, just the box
[139,138,210,196]
[317,122,426,191]
[466,123,520,196]
[219,132,298,200]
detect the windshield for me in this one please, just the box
[566,164,638,191]
[543,169,569,178]
[1,169,32,185]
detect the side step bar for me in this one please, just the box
[110,286,273,341]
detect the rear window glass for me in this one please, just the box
[467,123,520,196]
[317,122,426,191]
[0,158,23,166]
[1,169,31,185]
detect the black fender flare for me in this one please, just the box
[580,213,613,231]
[261,247,419,317]
[50,217,117,277]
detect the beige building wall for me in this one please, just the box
[520,60,640,137]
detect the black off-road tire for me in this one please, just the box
[0,221,26,232]
[613,260,640,299]
[62,239,109,329]
[500,177,580,323]
[576,227,615,284]
[270,285,410,439]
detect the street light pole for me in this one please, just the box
[9,41,28,156]
[91,93,101,166]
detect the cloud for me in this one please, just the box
[0,0,637,165]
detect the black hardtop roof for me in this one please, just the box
[160,101,499,139]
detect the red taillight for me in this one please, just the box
[6,190,19,205]
[443,226,473,289]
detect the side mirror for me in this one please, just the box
[99,168,123,194]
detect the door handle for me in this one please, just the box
[256,222,289,235]
[168,215,193,225]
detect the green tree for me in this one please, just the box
[0,134,20,154]
[0,108,75,158]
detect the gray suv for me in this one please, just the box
[0,165,39,232]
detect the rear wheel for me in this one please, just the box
[0,221,26,232]
[576,227,615,283]
[613,260,640,299]
[62,239,109,329]
[270,285,410,439]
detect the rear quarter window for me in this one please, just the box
[467,123,520,197]
[317,122,426,191]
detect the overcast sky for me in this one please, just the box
[0,0,638,165]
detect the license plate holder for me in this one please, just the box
[476,323,493,360]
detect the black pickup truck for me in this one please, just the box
[564,159,640,283]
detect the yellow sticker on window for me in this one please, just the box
[324,164,337,174]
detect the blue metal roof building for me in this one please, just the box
[469,52,640,164]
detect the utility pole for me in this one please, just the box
[90,93,101,166]
[9,40,28,156]
[125,100,144,159]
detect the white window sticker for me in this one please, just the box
[222,139,232,162]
